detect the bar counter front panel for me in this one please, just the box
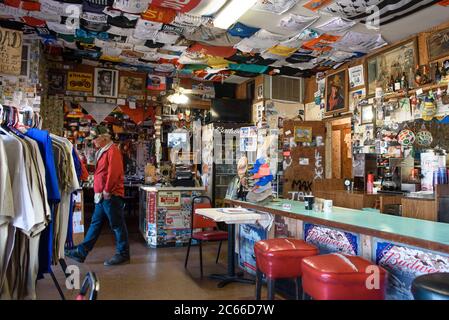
[226,199,449,300]
[139,186,205,248]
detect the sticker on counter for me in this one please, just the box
[374,238,449,300]
[239,224,267,276]
[158,191,181,207]
[304,223,360,255]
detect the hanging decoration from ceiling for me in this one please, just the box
[0,0,415,81]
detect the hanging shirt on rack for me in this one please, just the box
[24,128,60,276]
[0,137,14,293]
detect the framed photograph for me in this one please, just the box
[361,105,374,124]
[119,75,146,97]
[348,65,364,89]
[294,126,312,143]
[349,88,366,112]
[48,70,66,94]
[427,26,449,62]
[325,69,348,116]
[366,38,418,96]
[256,84,264,100]
[94,68,118,98]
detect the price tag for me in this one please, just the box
[285,130,291,136]
[282,203,292,211]
[416,88,423,95]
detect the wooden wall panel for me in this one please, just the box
[402,198,438,221]
[304,76,317,104]
[282,120,326,198]
[236,81,248,99]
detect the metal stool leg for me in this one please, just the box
[267,279,275,300]
[255,268,263,300]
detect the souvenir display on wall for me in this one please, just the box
[348,65,365,88]
[427,25,449,62]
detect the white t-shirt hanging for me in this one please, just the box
[108,25,134,37]
[81,12,108,24]
[112,0,151,14]
[235,29,285,53]
[40,0,82,18]
[278,13,319,31]
[133,18,162,39]
[314,17,356,35]
[46,22,78,35]
[252,0,299,15]
[0,137,14,221]
[154,30,179,44]
[0,134,37,234]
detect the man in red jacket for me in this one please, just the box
[66,125,130,266]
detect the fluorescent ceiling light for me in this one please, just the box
[213,0,258,30]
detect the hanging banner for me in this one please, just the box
[67,72,93,92]
[0,27,23,75]
[120,105,155,125]
[147,74,166,90]
[79,102,117,124]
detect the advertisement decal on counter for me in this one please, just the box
[374,239,449,300]
[239,224,267,276]
[304,223,360,255]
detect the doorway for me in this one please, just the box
[331,118,352,179]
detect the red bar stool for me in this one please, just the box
[254,238,319,300]
[301,253,388,300]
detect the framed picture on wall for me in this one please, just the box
[256,84,264,100]
[94,68,118,98]
[348,65,365,89]
[294,126,312,142]
[366,38,418,96]
[119,74,146,97]
[427,26,449,62]
[325,69,348,116]
[48,70,66,94]
[361,105,374,124]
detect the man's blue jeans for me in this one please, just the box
[78,196,129,258]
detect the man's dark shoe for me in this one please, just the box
[104,254,130,266]
[65,247,86,263]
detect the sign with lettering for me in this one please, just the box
[374,239,449,300]
[0,27,23,75]
[239,224,267,276]
[304,223,360,255]
[158,191,181,207]
[67,72,93,92]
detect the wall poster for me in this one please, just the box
[0,27,23,75]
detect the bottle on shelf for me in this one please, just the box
[414,65,422,86]
[386,75,394,92]
[394,73,402,92]
[401,72,408,90]
[435,62,442,84]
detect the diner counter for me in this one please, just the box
[225,198,449,253]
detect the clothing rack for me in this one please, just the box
[1,103,81,300]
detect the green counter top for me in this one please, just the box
[225,199,449,254]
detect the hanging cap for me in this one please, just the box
[86,125,110,140]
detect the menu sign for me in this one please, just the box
[0,27,23,76]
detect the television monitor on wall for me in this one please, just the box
[168,132,188,149]
[207,99,252,123]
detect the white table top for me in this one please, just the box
[195,208,271,225]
